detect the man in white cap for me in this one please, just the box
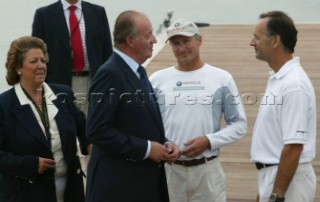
[149,19,247,202]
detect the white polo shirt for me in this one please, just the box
[251,57,316,164]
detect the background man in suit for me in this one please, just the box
[32,0,113,177]
[85,10,180,202]
[32,0,113,113]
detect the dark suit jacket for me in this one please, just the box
[85,53,169,202]
[0,84,87,202]
[32,1,113,86]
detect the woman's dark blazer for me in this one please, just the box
[0,83,88,202]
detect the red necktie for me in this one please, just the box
[69,6,85,73]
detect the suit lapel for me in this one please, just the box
[51,99,68,153]
[82,2,94,44]
[115,55,164,134]
[12,85,70,152]
[12,98,51,150]
[53,2,72,53]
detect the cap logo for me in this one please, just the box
[165,19,200,42]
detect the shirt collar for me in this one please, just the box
[15,82,57,106]
[61,0,82,11]
[15,82,58,121]
[114,49,140,75]
[15,83,31,106]
[269,56,300,80]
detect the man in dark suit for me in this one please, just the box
[85,10,180,202]
[32,0,113,87]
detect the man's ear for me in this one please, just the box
[198,35,203,46]
[126,36,134,48]
[272,34,281,48]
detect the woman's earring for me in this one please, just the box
[17,72,21,75]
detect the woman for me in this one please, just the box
[0,36,88,202]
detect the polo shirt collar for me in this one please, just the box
[269,56,300,79]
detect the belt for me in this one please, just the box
[174,156,217,167]
[71,71,90,76]
[255,162,278,170]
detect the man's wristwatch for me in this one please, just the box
[270,193,285,202]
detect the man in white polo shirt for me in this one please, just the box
[250,11,317,202]
[150,19,247,202]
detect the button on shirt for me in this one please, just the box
[251,57,316,164]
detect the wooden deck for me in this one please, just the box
[146,24,320,201]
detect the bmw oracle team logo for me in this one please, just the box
[176,81,182,86]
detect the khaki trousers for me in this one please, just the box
[165,158,226,202]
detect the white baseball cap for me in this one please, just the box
[166,19,200,42]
